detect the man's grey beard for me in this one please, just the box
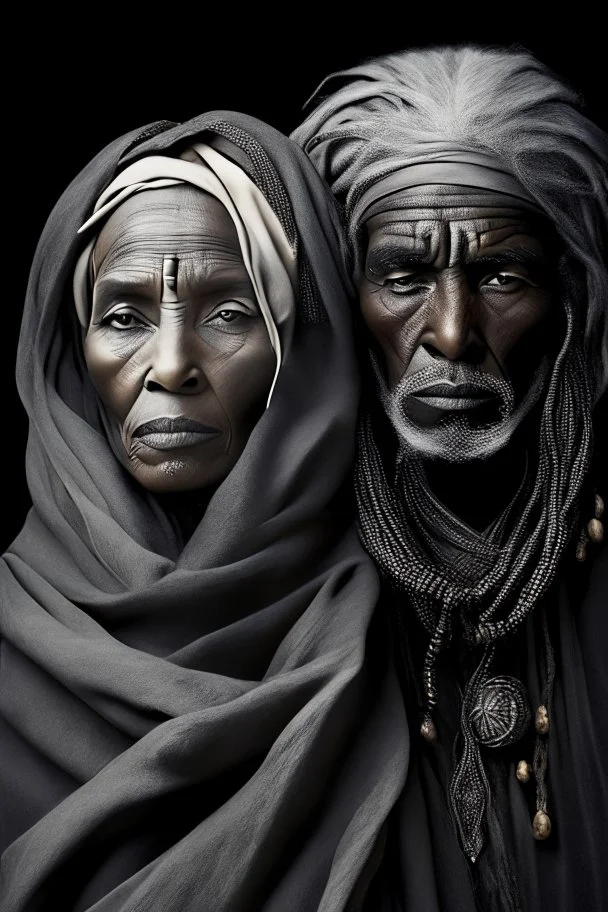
[373,354,549,462]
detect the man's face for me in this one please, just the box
[357,203,556,461]
[84,186,275,493]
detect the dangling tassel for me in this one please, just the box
[420,597,453,743]
[531,605,555,840]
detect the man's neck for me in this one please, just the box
[423,440,528,533]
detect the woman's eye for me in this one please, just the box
[217,310,241,323]
[204,303,254,329]
[384,274,425,294]
[103,310,146,330]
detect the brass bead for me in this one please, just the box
[587,518,604,544]
[535,705,550,735]
[595,493,604,519]
[516,760,532,783]
[532,810,552,840]
[575,541,587,562]
[420,717,438,743]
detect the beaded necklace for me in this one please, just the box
[354,303,592,860]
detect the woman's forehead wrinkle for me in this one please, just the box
[96,246,246,293]
[162,257,179,304]
[100,234,241,265]
[159,260,187,326]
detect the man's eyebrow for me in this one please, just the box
[366,245,429,275]
[468,249,547,268]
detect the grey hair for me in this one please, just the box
[292,44,608,401]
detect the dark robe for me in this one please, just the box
[367,539,608,912]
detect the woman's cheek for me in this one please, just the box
[84,331,149,420]
[196,324,249,356]
[208,329,276,413]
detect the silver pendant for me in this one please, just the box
[449,648,531,862]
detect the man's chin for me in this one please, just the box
[390,415,517,462]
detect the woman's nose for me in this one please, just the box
[144,322,205,394]
[421,272,485,363]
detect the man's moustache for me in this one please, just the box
[390,363,514,406]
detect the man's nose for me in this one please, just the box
[144,321,206,394]
[421,272,485,363]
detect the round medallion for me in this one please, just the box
[469,676,531,748]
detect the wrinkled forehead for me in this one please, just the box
[355,184,547,265]
[358,186,552,272]
[366,206,545,244]
[92,185,239,276]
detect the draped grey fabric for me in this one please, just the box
[0,113,409,911]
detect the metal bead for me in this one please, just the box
[516,760,532,782]
[535,705,550,735]
[420,717,438,743]
[595,493,604,519]
[587,518,604,543]
[532,810,552,840]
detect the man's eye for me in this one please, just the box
[484,272,528,288]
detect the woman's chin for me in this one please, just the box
[128,454,233,494]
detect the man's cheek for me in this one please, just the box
[483,292,553,357]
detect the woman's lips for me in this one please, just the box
[132,417,220,451]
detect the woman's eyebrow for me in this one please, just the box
[94,273,157,300]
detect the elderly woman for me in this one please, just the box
[0,114,408,911]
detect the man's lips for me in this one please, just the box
[132,417,220,450]
[409,381,498,411]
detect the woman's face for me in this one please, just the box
[84,185,275,493]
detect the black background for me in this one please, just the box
[4,23,606,552]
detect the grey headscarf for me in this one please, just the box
[0,112,408,911]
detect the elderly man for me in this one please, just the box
[294,45,607,912]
